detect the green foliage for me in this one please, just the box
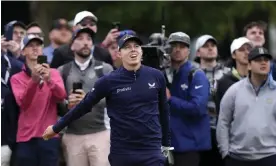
[35,1,276,40]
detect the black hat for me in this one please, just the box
[248,46,272,61]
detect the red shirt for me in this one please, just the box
[10,67,66,142]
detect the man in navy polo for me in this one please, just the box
[43,34,171,166]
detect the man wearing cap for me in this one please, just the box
[43,19,72,63]
[166,32,211,166]
[42,34,171,166]
[215,37,252,115]
[57,27,113,166]
[106,30,136,69]
[217,46,276,166]
[242,21,276,82]
[194,34,230,166]
[10,34,67,166]
[51,11,113,68]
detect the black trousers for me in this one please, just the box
[225,155,276,166]
[199,129,224,166]
[166,152,200,166]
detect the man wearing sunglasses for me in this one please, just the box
[50,11,113,68]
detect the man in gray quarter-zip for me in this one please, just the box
[217,46,276,166]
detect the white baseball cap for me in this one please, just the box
[195,34,217,52]
[73,11,98,26]
[230,37,252,54]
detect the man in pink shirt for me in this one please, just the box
[10,34,67,166]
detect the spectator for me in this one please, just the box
[106,41,121,69]
[58,27,113,166]
[10,34,67,166]
[195,34,230,166]
[166,32,211,166]
[243,21,267,47]
[215,37,252,113]
[26,22,44,38]
[3,20,26,59]
[50,11,113,68]
[43,19,72,63]
[217,47,276,166]
[106,29,136,69]
[242,21,276,82]
[1,34,23,166]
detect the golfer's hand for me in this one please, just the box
[42,125,57,140]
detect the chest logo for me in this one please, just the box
[266,98,273,104]
[181,84,188,90]
[117,87,131,94]
[148,83,156,89]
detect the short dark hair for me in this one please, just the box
[26,22,41,31]
[243,21,267,35]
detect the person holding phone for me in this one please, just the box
[2,20,26,59]
[10,34,67,166]
[56,27,113,166]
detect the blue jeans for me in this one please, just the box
[16,138,60,166]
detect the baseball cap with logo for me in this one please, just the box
[248,46,272,61]
[73,11,98,26]
[230,37,252,54]
[21,34,43,50]
[72,27,95,41]
[168,32,190,46]
[195,35,217,52]
[118,34,143,50]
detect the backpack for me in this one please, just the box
[188,67,200,86]
[57,60,104,116]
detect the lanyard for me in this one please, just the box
[1,54,11,85]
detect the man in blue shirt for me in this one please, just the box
[166,32,211,166]
[43,34,171,166]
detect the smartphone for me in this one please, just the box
[37,55,48,64]
[73,82,83,94]
[112,22,121,30]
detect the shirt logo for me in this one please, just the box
[195,85,203,89]
[148,83,156,89]
[259,47,264,54]
[117,87,131,94]
[181,84,188,90]
[266,98,273,104]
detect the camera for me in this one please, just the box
[141,25,170,71]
